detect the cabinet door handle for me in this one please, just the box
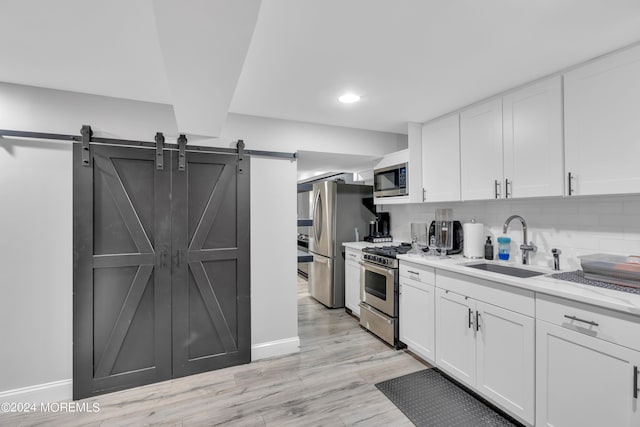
[505,179,511,199]
[176,249,183,268]
[407,270,420,275]
[564,314,599,327]
[160,249,167,268]
[468,308,473,329]
[476,311,481,331]
[423,188,426,202]
[634,366,638,399]
[494,179,501,199]
[568,172,575,196]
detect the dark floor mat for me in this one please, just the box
[375,369,520,427]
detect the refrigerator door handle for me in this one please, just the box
[313,190,322,242]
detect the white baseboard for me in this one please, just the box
[0,340,301,403]
[251,336,300,360]
[0,379,72,404]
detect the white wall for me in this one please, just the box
[0,82,403,403]
[218,113,407,155]
[250,157,299,358]
[0,138,73,403]
[384,195,640,270]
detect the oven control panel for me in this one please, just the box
[363,253,398,268]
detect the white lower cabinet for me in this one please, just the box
[344,248,361,316]
[536,295,640,427]
[403,266,640,426]
[399,276,435,363]
[399,261,436,363]
[435,288,476,386]
[435,271,535,426]
[536,321,640,427]
[476,300,534,425]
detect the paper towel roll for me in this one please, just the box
[463,221,484,258]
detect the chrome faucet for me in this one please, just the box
[503,215,537,265]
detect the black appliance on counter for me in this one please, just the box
[428,220,463,255]
[359,243,410,349]
[364,212,392,243]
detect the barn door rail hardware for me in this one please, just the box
[177,134,187,171]
[80,125,92,166]
[237,139,245,174]
[155,132,165,170]
[0,126,297,161]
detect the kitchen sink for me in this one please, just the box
[465,263,545,278]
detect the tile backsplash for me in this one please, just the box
[383,195,640,270]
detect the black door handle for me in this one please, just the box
[634,366,638,399]
[564,314,599,327]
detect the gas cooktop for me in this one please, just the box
[362,243,412,258]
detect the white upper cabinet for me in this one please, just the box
[460,98,504,201]
[421,114,461,202]
[503,76,564,198]
[564,44,640,196]
[459,77,563,201]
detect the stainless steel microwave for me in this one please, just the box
[373,163,408,197]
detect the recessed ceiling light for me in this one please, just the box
[338,93,360,104]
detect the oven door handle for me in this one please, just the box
[359,261,395,277]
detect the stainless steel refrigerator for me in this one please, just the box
[308,181,374,308]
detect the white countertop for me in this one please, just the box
[396,253,640,317]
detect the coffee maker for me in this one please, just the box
[428,220,464,255]
[365,212,392,243]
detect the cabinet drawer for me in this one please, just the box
[436,270,534,317]
[345,248,361,263]
[400,275,433,293]
[536,294,640,351]
[400,261,435,285]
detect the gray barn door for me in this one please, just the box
[73,144,250,399]
[73,144,172,399]
[171,151,251,377]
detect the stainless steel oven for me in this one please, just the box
[359,245,409,348]
[360,261,396,316]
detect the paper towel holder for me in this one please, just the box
[463,219,485,259]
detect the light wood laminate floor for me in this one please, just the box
[1,277,428,426]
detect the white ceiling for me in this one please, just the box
[1,1,640,135]
[233,0,640,133]
[0,0,261,136]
